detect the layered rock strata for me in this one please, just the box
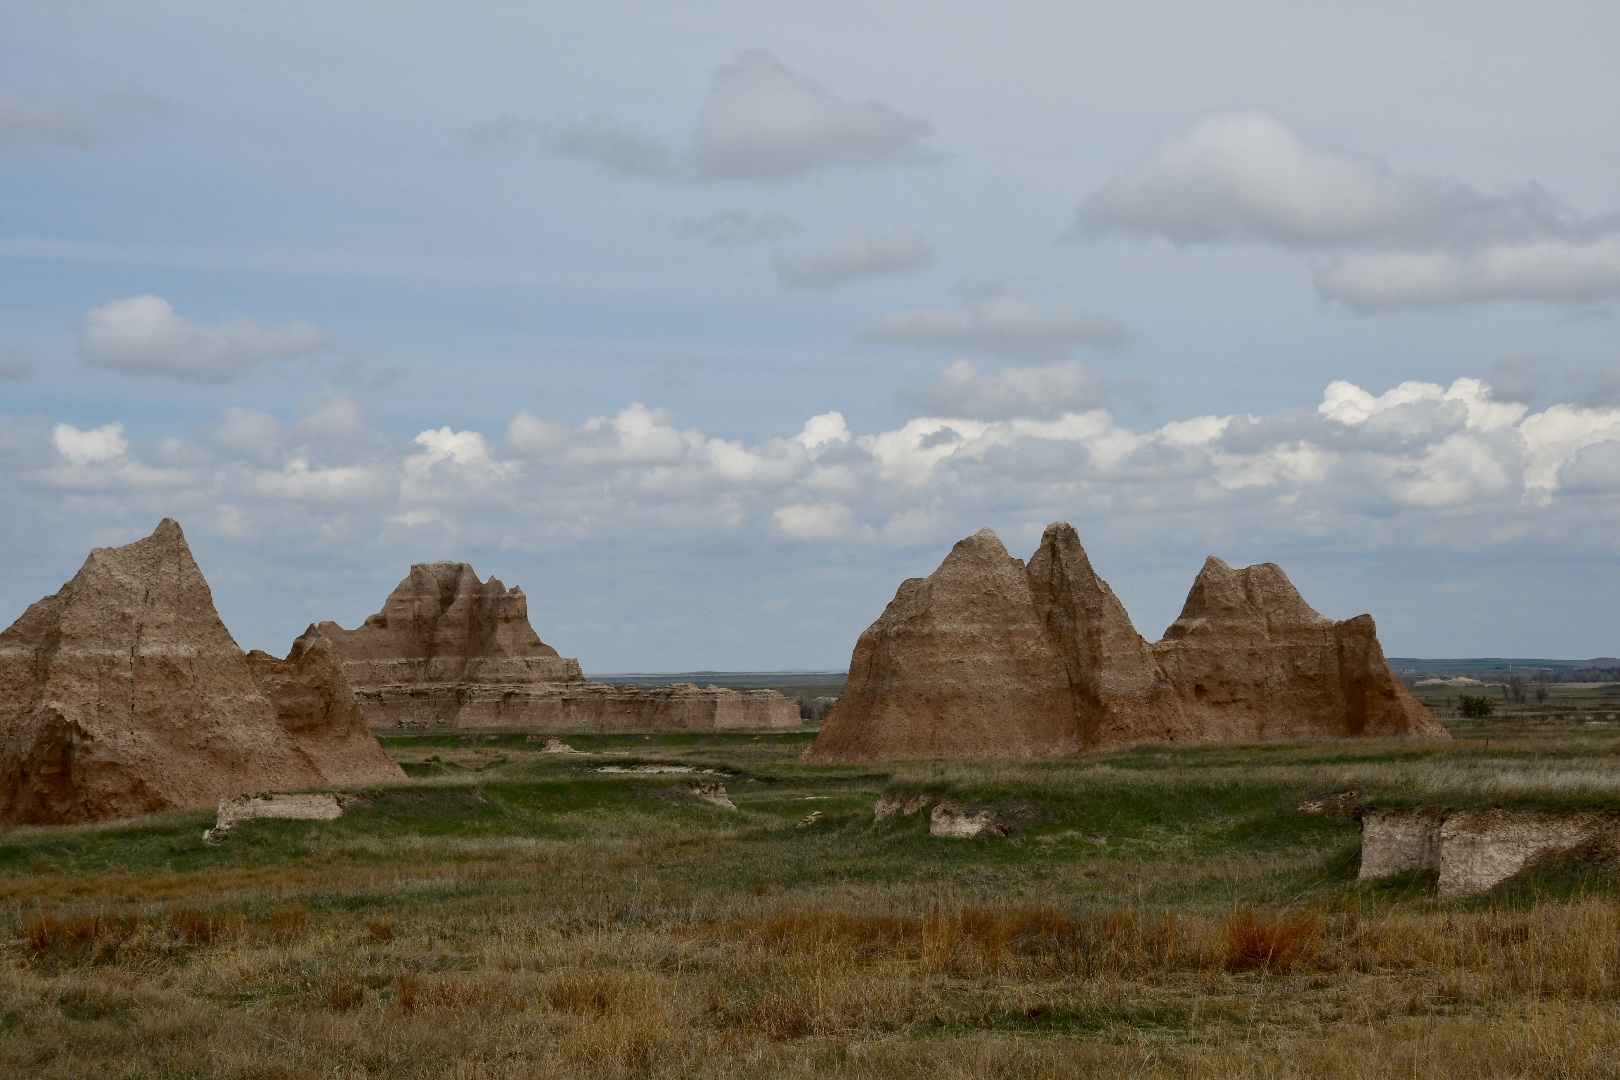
[245,628,406,786]
[806,521,1444,763]
[0,520,332,825]
[320,562,800,731]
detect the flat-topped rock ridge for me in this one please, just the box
[317,561,801,732]
[806,522,1444,763]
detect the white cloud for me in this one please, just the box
[680,209,800,246]
[773,226,934,289]
[863,291,1126,358]
[898,358,1108,420]
[0,343,32,379]
[1075,111,1620,310]
[550,51,936,182]
[0,89,171,154]
[52,423,127,464]
[79,295,334,382]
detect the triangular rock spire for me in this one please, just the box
[0,519,328,824]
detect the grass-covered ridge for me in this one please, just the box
[3,717,1619,1077]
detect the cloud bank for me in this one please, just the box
[79,295,334,382]
[10,368,1619,562]
[1076,111,1620,310]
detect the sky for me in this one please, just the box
[3,1,1619,669]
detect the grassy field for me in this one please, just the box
[4,719,1620,1078]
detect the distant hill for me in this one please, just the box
[1388,658,1620,683]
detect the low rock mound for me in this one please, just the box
[0,520,328,825]
[806,521,1444,763]
[319,562,800,732]
[1361,806,1620,897]
[929,800,1007,839]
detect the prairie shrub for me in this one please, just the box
[1225,911,1323,972]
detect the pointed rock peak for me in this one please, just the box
[1168,555,1328,634]
[948,527,1011,562]
[1033,521,1099,574]
[933,527,1028,583]
[152,517,186,543]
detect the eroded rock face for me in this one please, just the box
[245,627,406,787]
[321,562,801,732]
[1153,558,1443,741]
[1027,523,1193,747]
[319,562,584,689]
[805,521,1444,763]
[805,529,1080,763]
[0,520,327,825]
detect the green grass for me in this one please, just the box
[5,718,1620,1078]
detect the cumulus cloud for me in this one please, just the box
[52,423,128,465]
[16,366,1618,551]
[1076,111,1620,310]
[0,88,170,154]
[680,209,800,246]
[79,295,334,382]
[0,343,32,379]
[550,51,936,182]
[863,290,1126,358]
[774,226,934,289]
[898,358,1108,420]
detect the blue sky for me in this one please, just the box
[3,1,1620,669]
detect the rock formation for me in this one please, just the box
[0,520,328,825]
[317,561,584,692]
[804,529,1080,762]
[245,628,406,786]
[1359,807,1620,897]
[806,521,1444,763]
[1152,557,1440,741]
[319,562,801,731]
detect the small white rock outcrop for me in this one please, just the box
[203,793,345,843]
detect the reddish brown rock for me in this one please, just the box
[1152,557,1445,741]
[246,627,406,787]
[0,520,327,825]
[321,562,801,731]
[805,522,1445,763]
[805,529,1080,763]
